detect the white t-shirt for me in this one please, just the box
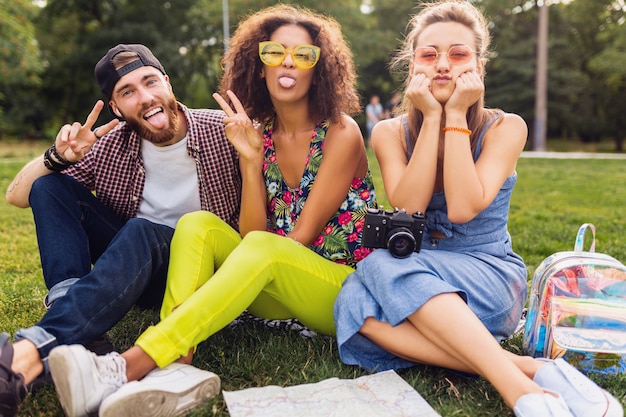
[138,137,201,228]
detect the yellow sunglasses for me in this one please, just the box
[259,41,321,69]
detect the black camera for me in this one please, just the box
[361,208,425,258]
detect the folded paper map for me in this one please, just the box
[223,369,441,417]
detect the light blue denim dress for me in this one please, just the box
[334,114,528,372]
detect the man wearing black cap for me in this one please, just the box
[1,44,241,416]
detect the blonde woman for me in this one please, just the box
[334,2,622,417]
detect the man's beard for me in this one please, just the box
[124,97,180,145]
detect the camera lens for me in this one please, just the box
[386,228,416,258]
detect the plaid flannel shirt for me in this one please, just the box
[63,103,241,230]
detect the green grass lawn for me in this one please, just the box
[1,148,625,416]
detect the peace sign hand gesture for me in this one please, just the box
[55,100,119,162]
[213,90,264,163]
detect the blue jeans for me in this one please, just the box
[15,174,173,367]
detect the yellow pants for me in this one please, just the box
[136,211,355,367]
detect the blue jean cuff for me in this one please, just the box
[44,278,79,308]
[14,326,58,375]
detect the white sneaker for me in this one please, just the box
[514,391,574,417]
[534,358,624,417]
[49,344,127,417]
[98,362,221,417]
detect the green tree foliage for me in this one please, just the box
[474,0,625,150]
[552,0,625,149]
[1,0,624,149]
[589,18,626,152]
[36,0,200,128]
[477,0,537,130]
[552,0,608,143]
[363,0,416,96]
[0,0,44,137]
[0,0,42,85]
[584,1,626,151]
[590,19,626,90]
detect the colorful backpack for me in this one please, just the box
[523,223,626,374]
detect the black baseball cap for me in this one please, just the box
[95,44,166,102]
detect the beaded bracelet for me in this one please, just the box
[49,143,72,165]
[443,126,472,136]
[43,144,75,172]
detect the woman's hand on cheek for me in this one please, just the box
[406,71,442,117]
[445,71,484,113]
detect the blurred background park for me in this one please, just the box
[0,0,625,152]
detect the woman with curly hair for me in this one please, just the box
[47,4,376,417]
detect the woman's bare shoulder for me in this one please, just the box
[484,112,528,152]
[371,116,406,149]
[325,114,365,150]
[494,112,527,134]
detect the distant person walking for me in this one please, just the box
[365,94,384,144]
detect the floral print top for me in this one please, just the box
[263,118,377,268]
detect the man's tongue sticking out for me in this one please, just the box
[144,108,168,129]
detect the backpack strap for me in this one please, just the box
[574,223,596,253]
